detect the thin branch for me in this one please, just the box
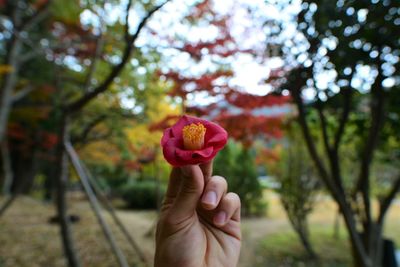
[316,100,345,195]
[83,34,105,92]
[377,175,400,225]
[78,132,113,146]
[67,0,171,113]
[72,114,107,145]
[333,87,352,153]
[19,0,52,32]
[289,70,334,195]
[128,0,170,44]
[316,101,332,155]
[124,0,133,43]
[18,51,38,63]
[353,65,386,226]
[83,5,107,93]
[11,84,35,103]
[0,23,53,59]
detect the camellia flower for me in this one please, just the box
[161,115,228,167]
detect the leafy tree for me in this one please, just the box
[214,141,266,216]
[267,0,400,266]
[274,121,320,259]
[153,0,291,146]
[1,0,170,266]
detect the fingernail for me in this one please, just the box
[202,191,217,206]
[214,211,227,225]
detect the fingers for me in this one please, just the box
[165,167,182,199]
[201,175,227,210]
[169,165,205,221]
[213,192,241,226]
[199,160,213,182]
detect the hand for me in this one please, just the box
[154,162,241,267]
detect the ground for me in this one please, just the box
[0,192,399,267]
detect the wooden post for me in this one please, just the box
[80,160,149,266]
[65,141,130,267]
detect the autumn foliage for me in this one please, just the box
[153,0,291,147]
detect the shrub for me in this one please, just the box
[214,141,267,217]
[120,180,166,210]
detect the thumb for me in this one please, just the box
[170,165,204,222]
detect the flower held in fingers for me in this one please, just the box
[161,115,228,166]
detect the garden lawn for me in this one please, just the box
[0,192,399,267]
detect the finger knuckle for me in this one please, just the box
[209,175,227,189]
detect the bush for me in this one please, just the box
[120,180,166,210]
[214,141,267,217]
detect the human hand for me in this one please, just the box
[154,162,241,267]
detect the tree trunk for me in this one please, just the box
[0,35,21,143]
[55,115,81,267]
[1,139,13,195]
[351,227,384,267]
[297,224,317,259]
[10,143,38,194]
[44,163,56,201]
[290,217,318,260]
[333,206,341,240]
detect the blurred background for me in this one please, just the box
[0,0,399,266]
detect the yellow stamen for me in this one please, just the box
[182,123,206,150]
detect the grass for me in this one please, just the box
[0,192,399,267]
[0,196,151,267]
[256,226,351,267]
[252,192,400,267]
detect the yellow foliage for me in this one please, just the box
[0,64,14,74]
[125,123,161,148]
[79,141,121,165]
[126,84,180,149]
[146,96,180,122]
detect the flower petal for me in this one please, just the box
[162,137,182,166]
[161,128,173,146]
[170,115,196,137]
[176,146,214,159]
[206,132,228,150]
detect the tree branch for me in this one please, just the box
[289,69,335,195]
[377,175,400,225]
[11,84,35,103]
[333,87,352,153]
[353,65,386,227]
[289,68,369,266]
[316,101,332,155]
[124,0,133,43]
[19,0,52,32]
[316,103,346,195]
[83,33,105,92]
[67,0,170,113]
[71,114,107,145]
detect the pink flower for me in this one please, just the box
[161,115,228,167]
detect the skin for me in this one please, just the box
[154,162,241,267]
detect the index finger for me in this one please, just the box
[200,160,213,182]
[165,167,182,199]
